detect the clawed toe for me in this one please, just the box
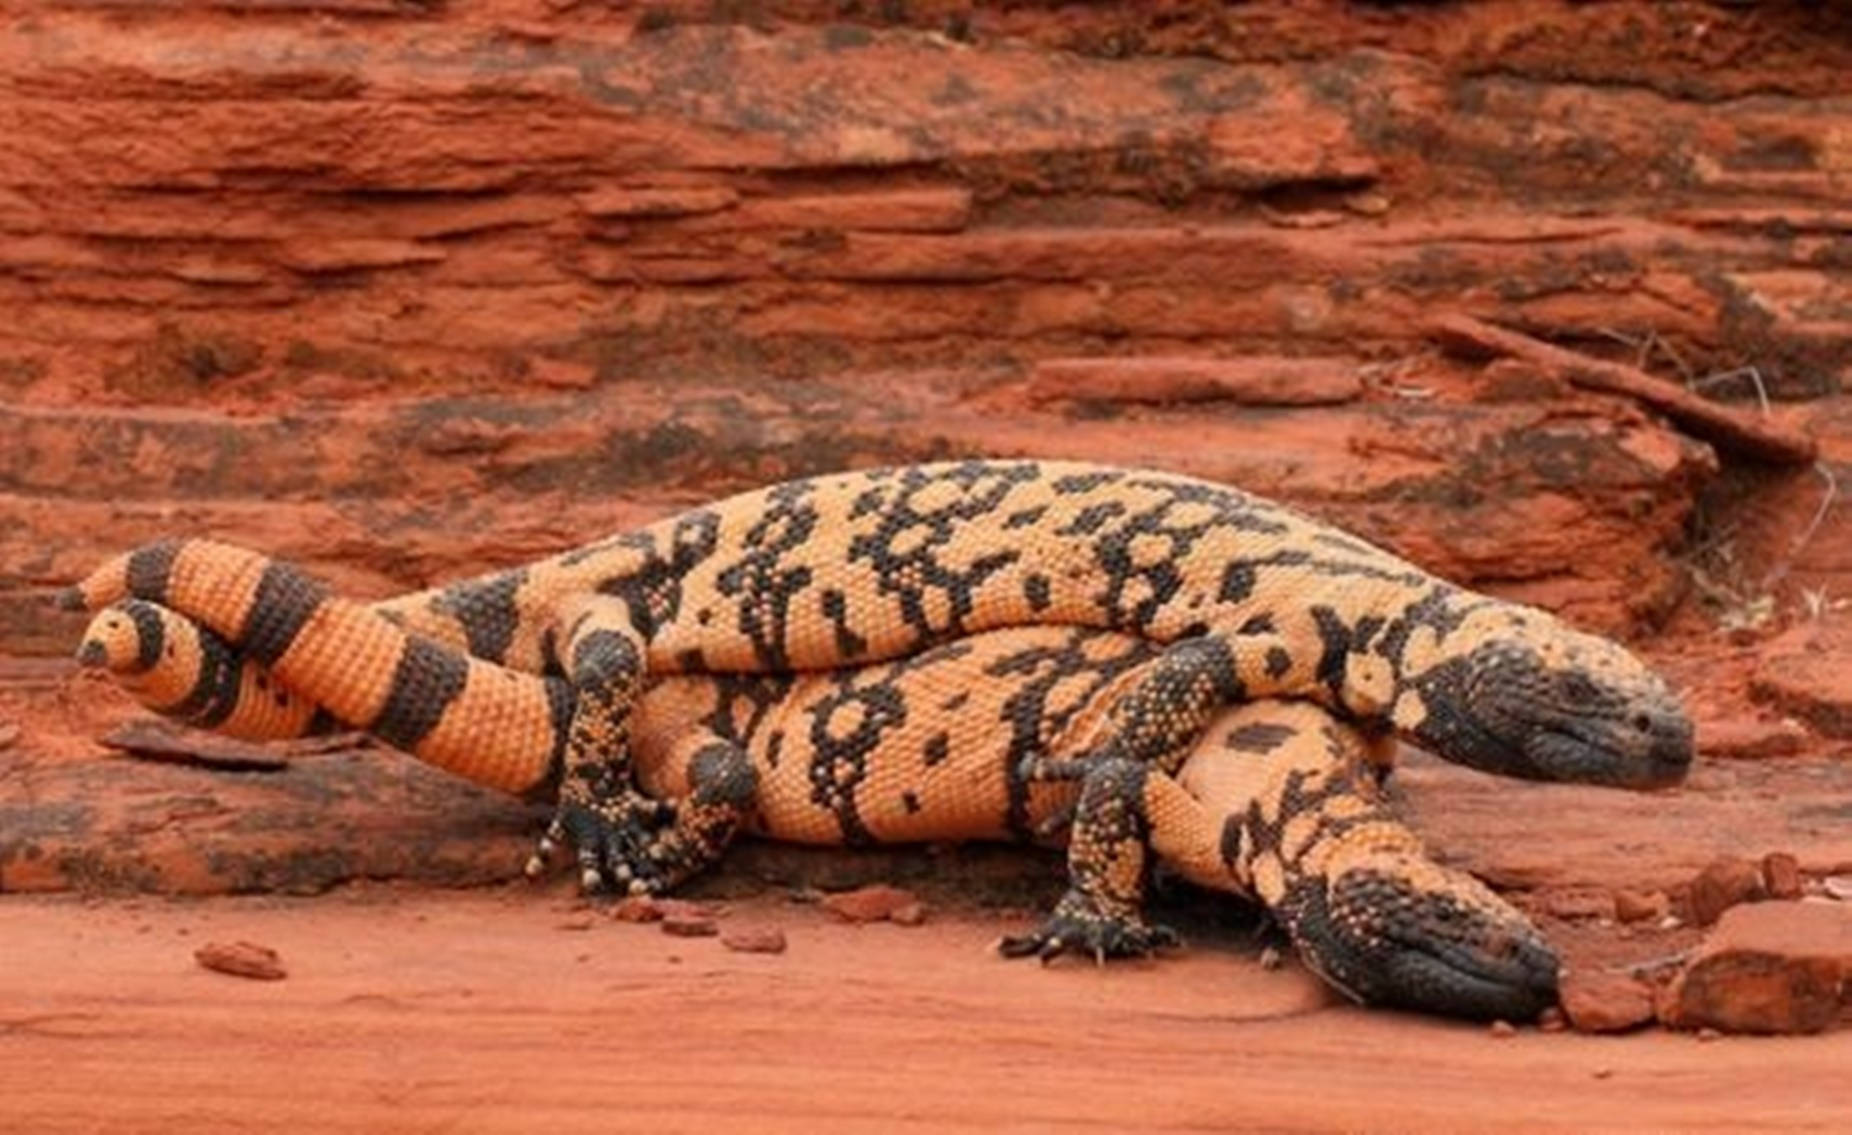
[527,791,685,894]
[997,891,1180,964]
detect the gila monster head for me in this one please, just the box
[1394,608,1693,788]
[1289,854,1560,1022]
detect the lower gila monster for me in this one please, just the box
[64,460,1694,897]
[83,601,1558,1020]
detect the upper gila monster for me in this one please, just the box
[64,459,1690,917]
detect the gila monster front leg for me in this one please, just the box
[477,591,761,895]
[998,756,1196,963]
[1017,627,1315,816]
[545,594,768,895]
[523,593,686,893]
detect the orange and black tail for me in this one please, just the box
[70,541,569,796]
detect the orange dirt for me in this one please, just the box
[4,888,1850,1134]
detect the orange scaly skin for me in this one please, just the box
[82,602,1558,1020]
[66,460,1693,896]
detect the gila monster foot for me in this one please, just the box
[524,790,681,895]
[996,889,1181,965]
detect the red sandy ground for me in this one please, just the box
[4,888,1849,1134]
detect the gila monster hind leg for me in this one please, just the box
[531,594,675,894]
[1018,629,1302,797]
[595,729,761,895]
[998,757,1194,963]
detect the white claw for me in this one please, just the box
[523,855,547,880]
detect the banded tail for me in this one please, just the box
[72,540,572,796]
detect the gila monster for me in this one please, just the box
[64,459,1693,896]
[80,601,1559,1021]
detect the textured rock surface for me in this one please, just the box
[1658,902,1852,1035]
[1753,617,1852,739]
[4,0,1851,653]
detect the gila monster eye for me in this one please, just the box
[1631,712,1652,734]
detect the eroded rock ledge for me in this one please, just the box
[1,1,1846,645]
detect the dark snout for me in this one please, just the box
[1630,705,1695,787]
[1299,867,1561,1022]
[1412,648,1698,789]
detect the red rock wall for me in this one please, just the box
[3,0,1848,653]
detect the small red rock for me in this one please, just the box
[1536,1007,1567,1033]
[821,884,919,924]
[555,915,596,931]
[194,940,286,981]
[889,901,928,926]
[1687,856,1766,926]
[0,720,20,750]
[1823,876,1852,902]
[1613,889,1670,925]
[1657,901,1852,1035]
[1761,852,1803,901]
[660,915,719,938]
[721,927,789,955]
[609,896,666,923]
[1559,971,1656,1034]
[1488,1019,1517,1038]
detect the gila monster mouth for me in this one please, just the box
[1528,725,1690,790]
[1372,945,1560,1022]
[1304,869,1561,1022]
[1437,702,1684,789]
